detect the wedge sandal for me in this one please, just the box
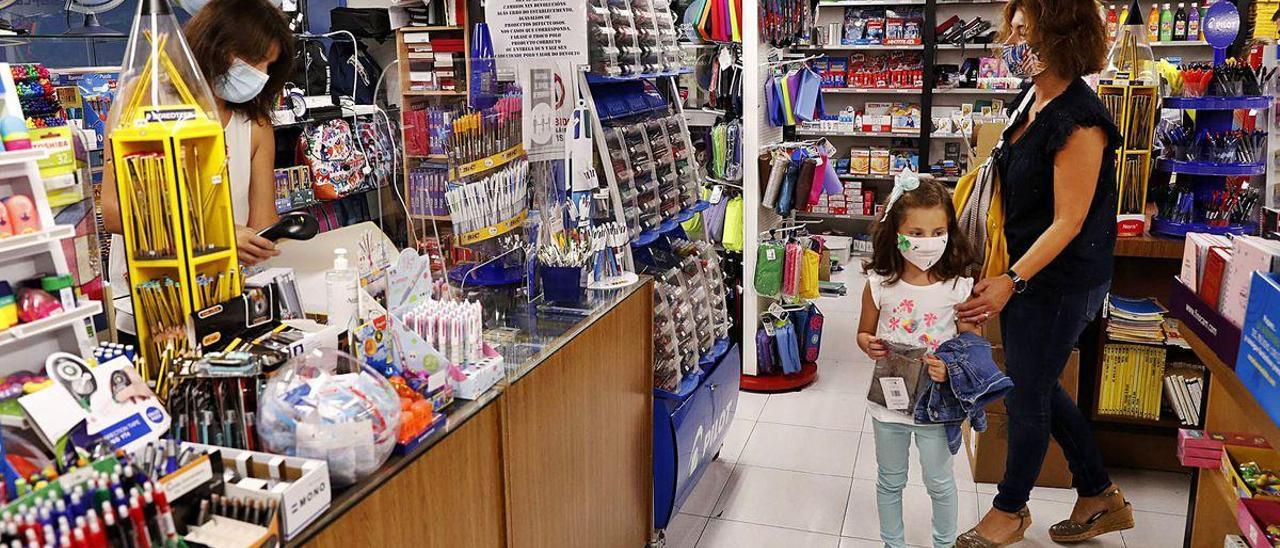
[956,507,1032,547]
[1048,488,1135,543]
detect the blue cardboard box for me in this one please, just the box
[1236,272,1280,428]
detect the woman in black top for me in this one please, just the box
[954,0,1134,545]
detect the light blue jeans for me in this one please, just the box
[873,418,958,548]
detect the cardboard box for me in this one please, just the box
[1222,445,1280,502]
[1237,498,1280,548]
[1178,447,1222,469]
[983,346,1080,415]
[964,412,1073,488]
[1179,428,1270,451]
[188,444,333,540]
[1236,273,1280,428]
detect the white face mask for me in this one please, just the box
[214,58,269,104]
[897,234,949,271]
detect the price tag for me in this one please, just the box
[765,248,777,261]
[709,185,725,204]
[579,166,600,190]
[879,377,910,410]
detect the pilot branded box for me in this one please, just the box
[1235,273,1280,427]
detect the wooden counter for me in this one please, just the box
[298,281,654,547]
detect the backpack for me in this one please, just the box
[292,39,330,97]
[329,40,381,105]
[355,118,398,189]
[297,119,367,200]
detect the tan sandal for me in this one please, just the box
[956,507,1032,547]
[1048,487,1135,543]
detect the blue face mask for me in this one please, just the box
[215,58,269,104]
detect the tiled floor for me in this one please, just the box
[665,268,1192,548]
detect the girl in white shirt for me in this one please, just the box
[856,174,978,548]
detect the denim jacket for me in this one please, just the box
[913,331,1013,454]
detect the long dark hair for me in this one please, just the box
[184,0,295,124]
[864,178,973,285]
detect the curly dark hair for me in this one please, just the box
[863,178,973,285]
[1001,0,1109,79]
[184,0,295,124]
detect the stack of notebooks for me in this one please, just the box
[403,2,463,27]
[1182,233,1280,327]
[1163,363,1205,426]
[403,31,465,92]
[1098,343,1168,421]
[1106,295,1167,345]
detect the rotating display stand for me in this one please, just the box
[1151,2,1268,238]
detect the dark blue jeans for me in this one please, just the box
[994,282,1111,513]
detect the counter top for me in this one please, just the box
[286,280,649,546]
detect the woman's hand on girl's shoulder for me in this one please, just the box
[955,275,1015,324]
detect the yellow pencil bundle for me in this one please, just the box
[134,276,193,395]
[123,153,176,259]
[194,270,236,310]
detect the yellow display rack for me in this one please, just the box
[110,34,240,373]
[1099,83,1159,236]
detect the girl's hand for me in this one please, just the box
[956,275,1015,324]
[924,356,947,382]
[858,333,888,360]
[236,226,279,266]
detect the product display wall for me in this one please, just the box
[0,0,1278,545]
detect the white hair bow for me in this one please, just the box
[881,168,920,222]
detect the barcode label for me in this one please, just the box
[880,377,910,410]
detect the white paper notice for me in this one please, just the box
[880,377,910,410]
[486,0,587,161]
[486,0,586,65]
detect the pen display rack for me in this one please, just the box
[441,86,531,291]
[108,1,240,371]
[1099,84,1159,236]
[1150,85,1270,238]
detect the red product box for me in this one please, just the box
[1180,444,1222,460]
[1237,498,1280,548]
[1178,448,1222,469]
[1180,429,1271,451]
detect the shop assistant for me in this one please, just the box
[100,0,295,334]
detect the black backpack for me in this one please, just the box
[292,38,331,97]
[328,40,382,105]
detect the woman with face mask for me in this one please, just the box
[99,0,294,338]
[952,0,1131,546]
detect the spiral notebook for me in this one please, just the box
[867,340,930,415]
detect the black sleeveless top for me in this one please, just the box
[996,78,1121,292]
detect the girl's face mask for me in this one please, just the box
[897,234,949,271]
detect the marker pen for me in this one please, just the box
[72,528,87,548]
[115,505,135,548]
[152,487,176,542]
[128,496,150,548]
[141,490,160,544]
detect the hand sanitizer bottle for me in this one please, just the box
[326,248,359,333]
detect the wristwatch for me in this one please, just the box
[1005,269,1028,293]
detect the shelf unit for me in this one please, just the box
[0,102,100,370]
[395,24,472,248]
[1181,325,1280,545]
